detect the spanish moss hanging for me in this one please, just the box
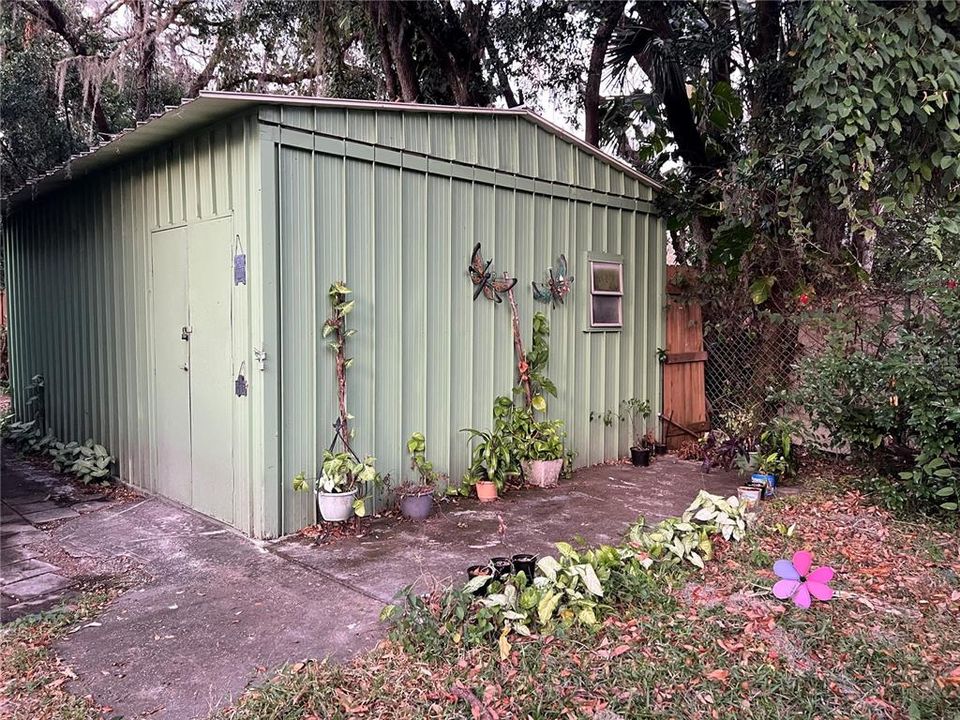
[468,242,517,303]
[532,253,574,307]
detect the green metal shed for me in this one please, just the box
[2,91,665,538]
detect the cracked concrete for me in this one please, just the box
[1,450,739,719]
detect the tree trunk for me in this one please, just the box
[397,0,490,106]
[584,1,625,147]
[135,31,157,119]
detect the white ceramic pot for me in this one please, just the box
[316,488,357,522]
[522,458,563,488]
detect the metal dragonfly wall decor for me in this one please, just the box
[532,253,574,307]
[468,242,517,304]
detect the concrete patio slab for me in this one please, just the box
[276,458,741,602]
[21,507,81,524]
[53,498,384,720]
[3,571,74,601]
[3,491,54,506]
[2,449,740,720]
[1,528,45,547]
[0,558,59,584]
[12,499,61,515]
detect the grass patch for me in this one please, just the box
[217,484,960,720]
[0,589,115,720]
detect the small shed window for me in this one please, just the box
[589,260,623,328]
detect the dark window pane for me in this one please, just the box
[591,262,622,293]
[591,295,621,326]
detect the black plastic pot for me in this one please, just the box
[491,556,513,578]
[466,564,494,595]
[654,442,668,456]
[630,446,652,467]
[512,553,537,579]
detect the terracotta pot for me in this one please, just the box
[522,458,563,488]
[476,481,498,502]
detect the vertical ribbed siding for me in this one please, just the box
[270,109,664,534]
[3,113,264,535]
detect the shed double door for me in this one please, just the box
[151,217,235,525]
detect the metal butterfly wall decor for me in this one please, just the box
[469,242,517,303]
[532,254,574,307]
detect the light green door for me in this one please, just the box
[187,216,235,525]
[151,217,235,526]
[151,226,192,506]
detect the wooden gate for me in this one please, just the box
[662,267,708,448]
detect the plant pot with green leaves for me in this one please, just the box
[621,398,652,467]
[397,431,444,521]
[293,450,380,522]
[460,427,511,502]
[520,418,567,488]
[750,452,786,498]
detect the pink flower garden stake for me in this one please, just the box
[773,550,834,609]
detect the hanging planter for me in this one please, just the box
[316,488,359,522]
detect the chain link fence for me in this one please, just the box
[703,313,828,434]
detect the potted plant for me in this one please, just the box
[397,432,442,521]
[460,427,511,502]
[293,450,379,522]
[751,452,786,498]
[520,418,567,488]
[621,398,652,466]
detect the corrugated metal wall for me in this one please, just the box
[264,107,665,534]
[3,113,266,535]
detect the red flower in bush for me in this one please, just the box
[947,279,958,290]
[799,292,810,306]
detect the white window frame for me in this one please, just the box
[588,259,624,329]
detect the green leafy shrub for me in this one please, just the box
[383,491,752,656]
[796,266,960,513]
[402,432,444,493]
[516,312,557,412]
[50,440,114,482]
[460,426,514,493]
[292,450,380,517]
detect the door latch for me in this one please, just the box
[181,326,193,341]
[254,347,267,372]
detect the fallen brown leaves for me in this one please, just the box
[0,589,116,720]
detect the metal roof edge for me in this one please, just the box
[3,91,661,213]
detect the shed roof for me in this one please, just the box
[2,91,660,211]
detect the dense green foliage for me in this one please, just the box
[797,266,960,514]
[383,490,750,656]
